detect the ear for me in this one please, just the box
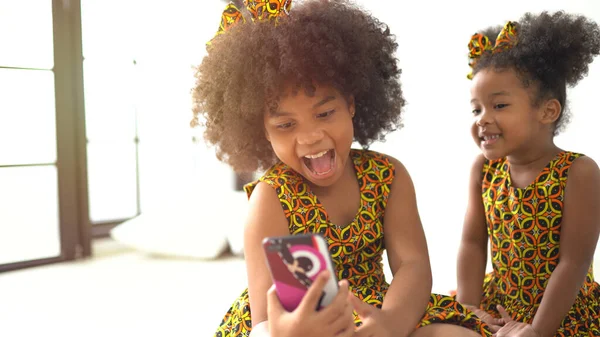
[264,129,271,142]
[347,95,356,118]
[540,98,562,125]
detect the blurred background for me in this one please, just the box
[0,0,599,336]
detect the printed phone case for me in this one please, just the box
[263,234,338,312]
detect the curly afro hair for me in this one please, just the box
[471,11,600,135]
[192,0,403,172]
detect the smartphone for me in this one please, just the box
[262,234,339,312]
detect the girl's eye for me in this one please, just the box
[277,122,294,129]
[495,103,509,109]
[472,109,481,115]
[317,110,335,118]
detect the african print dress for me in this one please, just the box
[479,151,600,336]
[215,149,490,337]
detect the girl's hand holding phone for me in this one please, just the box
[267,271,355,337]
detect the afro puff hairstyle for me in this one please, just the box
[192,0,404,172]
[471,11,600,134]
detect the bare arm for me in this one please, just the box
[456,154,489,307]
[381,157,433,337]
[531,156,600,337]
[244,182,291,337]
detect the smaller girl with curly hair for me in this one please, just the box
[195,1,491,337]
[456,11,600,337]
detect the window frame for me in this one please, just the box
[0,0,90,272]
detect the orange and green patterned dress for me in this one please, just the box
[479,151,600,336]
[215,149,491,337]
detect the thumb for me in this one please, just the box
[266,285,284,318]
[496,305,513,322]
[349,293,372,319]
[297,270,330,313]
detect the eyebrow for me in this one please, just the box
[490,91,510,97]
[470,91,511,103]
[313,95,336,108]
[270,95,337,117]
[270,111,292,117]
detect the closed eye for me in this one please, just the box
[317,110,335,118]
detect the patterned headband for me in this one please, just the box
[207,0,293,48]
[467,21,518,79]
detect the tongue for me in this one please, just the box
[309,151,333,174]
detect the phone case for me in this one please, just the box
[262,234,339,312]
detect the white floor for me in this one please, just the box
[0,238,469,337]
[0,239,247,337]
[4,239,596,337]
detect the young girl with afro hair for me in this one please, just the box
[194,0,491,336]
[457,10,600,337]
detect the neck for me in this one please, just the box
[506,140,561,170]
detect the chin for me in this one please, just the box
[480,148,507,161]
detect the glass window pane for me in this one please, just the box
[0,1,53,69]
[83,60,137,141]
[87,142,138,223]
[0,166,60,265]
[0,69,57,166]
[81,0,136,61]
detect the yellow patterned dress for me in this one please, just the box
[215,149,490,337]
[479,151,600,336]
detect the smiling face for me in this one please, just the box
[469,68,553,160]
[263,83,355,187]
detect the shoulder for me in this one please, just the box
[362,150,412,190]
[472,153,488,170]
[473,154,508,186]
[244,181,289,234]
[352,148,397,171]
[567,154,600,187]
[352,148,393,167]
[349,149,396,186]
[244,161,300,198]
[384,154,409,180]
[246,181,282,212]
[470,154,487,184]
[559,154,600,262]
[562,154,600,216]
[480,154,506,172]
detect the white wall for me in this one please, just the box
[131,1,600,293]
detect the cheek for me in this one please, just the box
[342,120,354,138]
[335,117,355,141]
[330,127,353,150]
[268,133,288,149]
[267,132,297,159]
[470,122,479,138]
[505,114,534,134]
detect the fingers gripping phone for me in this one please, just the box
[262,234,339,312]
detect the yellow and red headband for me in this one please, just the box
[207,0,292,48]
[467,21,518,79]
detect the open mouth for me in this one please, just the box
[302,149,335,177]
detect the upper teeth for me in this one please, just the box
[483,135,499,141]
[305,150,329,159]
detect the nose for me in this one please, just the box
[297,129,324,145]
[476,108,492,126]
